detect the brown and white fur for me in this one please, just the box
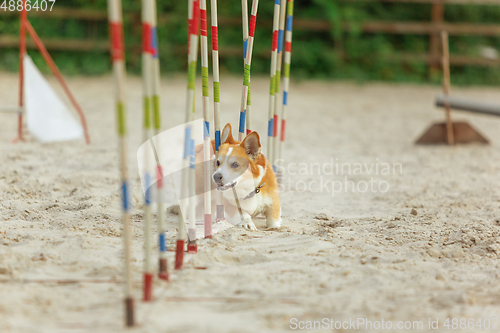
[195,123,281,231]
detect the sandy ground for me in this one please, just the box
[1,72,500,333]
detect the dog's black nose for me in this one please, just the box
[213,172,223,184]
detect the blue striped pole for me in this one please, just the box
[141,0,154,302]
[176,0,200,269]
[241,0,253,136]
[211,0,225,221]
[273,0,286,172]
[238,0,259,142]
[267,0,281,172]
[107,0,134,326]
[278,0,294,165]
[200,0,212,238]
[149,0,169,281]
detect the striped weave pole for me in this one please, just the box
[241,0,252,136]
[278,0,294,166]
[141,0,154,302]
[267,0,281,171]
[200,0,212,238]
[238,0,259,142]
[188,0,200,254]
[150,0,169,282]
[176,0,200,269]
[272,0,286,172]
[107,0,134,326]
[211,0,224,222]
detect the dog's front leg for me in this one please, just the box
[236,212,257,231]
[225,209,257,231]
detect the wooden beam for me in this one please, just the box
[358,21,500,35]
[388,52,500,66]
[0,35,109,51]
[0,8,109,20]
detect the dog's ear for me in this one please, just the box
[240,132,261,160]
[221,123,235,144]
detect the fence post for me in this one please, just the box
[429,1,444,76]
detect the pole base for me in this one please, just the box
[216,205,224,222]
[415,121,489,145]
[175,240,184,270]
[125,297,135,327]
[204,213,212,239]
[158,258,169,281]
[143,273,153,302]
[187,242,197,254]
[12,134,26,143]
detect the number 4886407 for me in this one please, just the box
[1,0,56,11]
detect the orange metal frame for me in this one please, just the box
[14,0,90,144]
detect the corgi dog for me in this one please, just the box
[195,123,281,231]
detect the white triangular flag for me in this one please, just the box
[24,55,83,143]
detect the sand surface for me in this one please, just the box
[1,73,500,332]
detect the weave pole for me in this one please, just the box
[237,0,260,142]
[176,0,200,269]
[188,0,200,254]
[141,0,154,302]
[267,0,281,171]
[150,0,169,282]
[241,0,253,136]
[278,0,294,167]
[107,0,134,326]
[272,0,286,172]
[210,0,225,222]
[200,0,212,239]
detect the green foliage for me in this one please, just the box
[2,1,500,84]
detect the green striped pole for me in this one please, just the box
[141,0,154,302]
[176,0,200,269]
[238,0,259,142]
[210,0,225,222]
[200,0,212,238]
[107,0,134,326]
[278,0,294,166]
[241,0,252,136]
[267,0,281,172]
[273,0,286,173]
[149,0,169,281]
[146,0,167,282]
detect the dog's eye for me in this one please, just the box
[216,160,220,167]
[231,162,239,169]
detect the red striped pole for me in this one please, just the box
[278,0,294,165]
[267,0,281,171]
[107,0,134,326]
[149,0,169,282]
[176,0,200,269]
[237,0,259,142]
[210,0,225,222]
[241,0,253,135]
[273,0,287,172]
[141,0,154,302]
[200,0,212,239]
